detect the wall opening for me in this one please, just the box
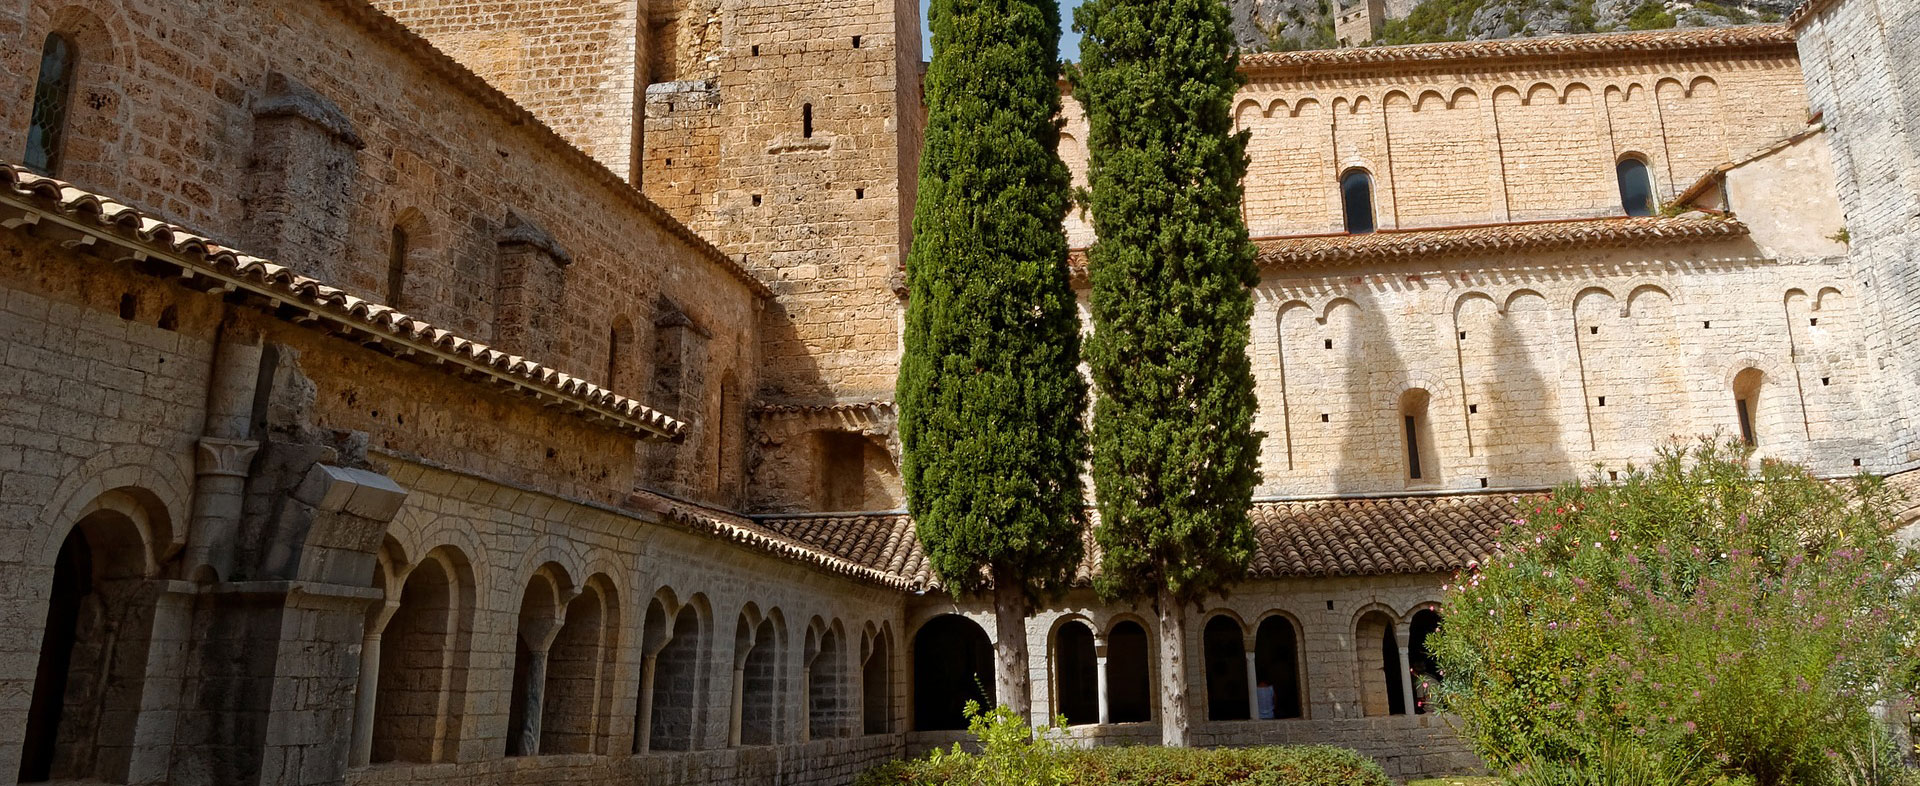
[1616,156,1657,217]
[506,574,561,757]
[373,551,469,764]
[1408,609,1442,715]
[1106,621,1151,723]
[740,616,780,745]
[1400,388,1436,483]
[1053,622,1098,725]
[386,225,410,307]
[1341,169,1375,235]
[1254,616,1303,719]
[1356,611,1404,717]
[1734,368,1763,446]
[807,626,845,739]
[912,615,993,731]
[648,604,704,751]
[861,630,890,735]
[26,33,77,175]
[542,583,610,754]
[1203,616,1249,721]
[802,103,814,139]
[607,318,634,390]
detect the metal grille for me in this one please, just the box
[25,34,76,176]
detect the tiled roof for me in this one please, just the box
[755,494,1526,589]
[1785,0,1838,29]
[1239,25,1796,74]
[321,1,772,299]
[1068,215,1749,282]
[628,492,921,591]
[752,400,895,415]
[0,163,686,442]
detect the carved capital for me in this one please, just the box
[196,437,261,478]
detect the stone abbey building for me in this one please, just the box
[0,0,1913,783]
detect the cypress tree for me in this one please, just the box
[1070,0,1263,747]
[898,0,1088,719]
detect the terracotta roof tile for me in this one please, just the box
[629,492,920,591]
[755,494,1528,590]
[1239,25,1795,74]
[1068,215,1748,282]
[1785,0,1837,29]
[0,163,686,441]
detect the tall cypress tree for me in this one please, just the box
[1071,0,1263,747]
[898,0,1088,720]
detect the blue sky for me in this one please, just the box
[918,0,1087,61]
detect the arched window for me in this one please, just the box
[806,625,846,739]
[1400,389,1436,483]
[1355,610,1405,717]
[734,611,782,746]
[26,34,77,175]
[1106,621,1151,723]
[1617,157,1656,217]
[1254,615,1304,719]
[861,629,891,735]
[1341,169,1375,235]
[1734,368,1763,446]
[607,318,633,390]
[506,572,565,757]
[373,548,474,764]
[1202,616,1249,721]
[911,615,993,731]
[641,600,705,752]
[1408,609,1442,715]
[1053,621,1098,725]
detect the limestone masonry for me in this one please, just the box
[0,0,1910,784]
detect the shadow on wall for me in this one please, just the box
[1330,288,1407,494]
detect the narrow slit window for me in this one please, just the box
[1341,169,1375,235]
[1404,415,1422,479]
[1733,368,1763,446]
[386,225,409,306]
[1617,157,1656,217]
[802,104,814,139]
[1736,398,1755,445]
[26,34,77,175]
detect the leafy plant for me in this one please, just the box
[1430,440,1920,786]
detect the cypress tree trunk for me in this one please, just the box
[1156,589,1190,747]
[993,567,1033,720]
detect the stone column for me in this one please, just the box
[1243,647,1261,720]
[351,600,401,766]
[729,666,746,746]
[185,326,262,581]
[635,654,657,754]
[1094,636,1111,726]
[800,670,812,743]
[515,616,565,756]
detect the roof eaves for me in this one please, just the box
[1238,25,1797,76]
[0,163,688,442]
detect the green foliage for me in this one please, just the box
[900,0,1090,599]
[1430,440,1920,786]
[1625,0,1677,30]
[1377,0,1495,45]
[855,703,1393,786]
[1069,0,1262,607]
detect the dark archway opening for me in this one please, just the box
[1254,616,1304,720]
[1054,622,1098,725]
[1106,621,1151,723]
[21,529,91,783]
[1203,616,1249,721]
[911,615,992,731]
[1409,609,1443,715]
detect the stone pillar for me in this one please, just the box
[124,582,198,786]
[186,326,263,581]
[1243,647,1261,720]
[729,666,746,747]
[514,615,565,757]
[350,600,400,767]
[635,654,657,754]
[494,210,574,359]
[800,670,812,743]
[243,72,365,282]
[1094,637,1111,726]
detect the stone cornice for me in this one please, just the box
[1238,25,1797,78]
[0,163,687,443]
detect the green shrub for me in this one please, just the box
[1430,440,1920,786]
[856,704,1391,786]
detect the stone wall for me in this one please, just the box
[1060,41,1811,245]
[1795,0,1920,472]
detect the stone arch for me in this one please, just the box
[1448,290,1498,320]
[641,590,708,752]
[33,450,190,578]
[542,573,617,754]
[371,544,476,764]
[1253,611,1306,720]
[1407,607,1444,714]
[733,603,783,746]
[1050,616,1099,726]
[20,487,165,784]
[806,617,849,739]
[1105,617,1152,723]
[506,565,570,756]
[860,622,893,735]
[910,614,992,731]
[1354,606,1404,717]
[1202,613,1251,721]
[1449,87,1479,108]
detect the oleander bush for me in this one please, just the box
[855,703,1391,786]
[1429,439,1920,786]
